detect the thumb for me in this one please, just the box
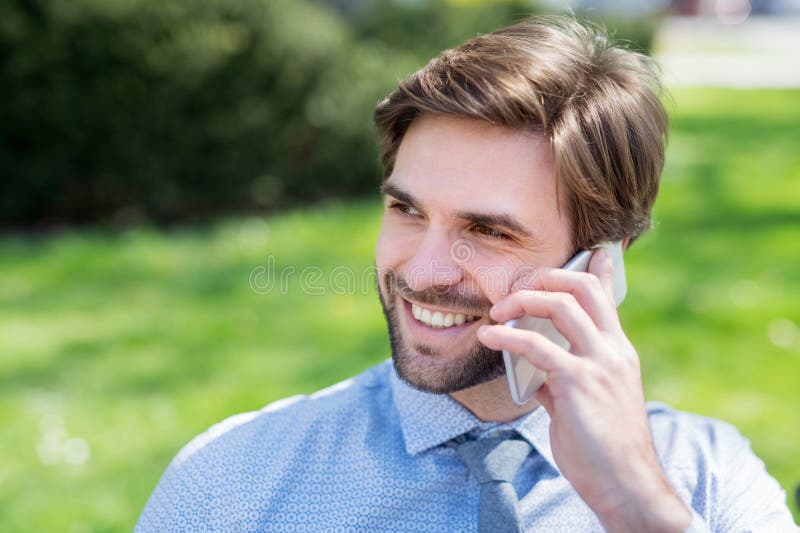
[534,382,555,413]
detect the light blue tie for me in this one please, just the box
[449,435,533,533]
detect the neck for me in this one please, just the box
[449,375,539,423]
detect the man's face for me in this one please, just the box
[375,114,574,394]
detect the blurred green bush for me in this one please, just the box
[0,0,655,227]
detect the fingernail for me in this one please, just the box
[478,325,490,337]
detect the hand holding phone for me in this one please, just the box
[502,241,627,405]
[481,241,690,528]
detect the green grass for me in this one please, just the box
[1,88,799,530]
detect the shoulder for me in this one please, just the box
[645,402,795,531]
[135,361,394,531]
[176,360,392,469]
[645,401,757,483]
[646,401,749,458]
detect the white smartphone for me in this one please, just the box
[502,241,627,405]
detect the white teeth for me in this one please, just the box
[421,308,431,323]
[411,303,479,328]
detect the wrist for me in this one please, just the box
[594,472,691,533]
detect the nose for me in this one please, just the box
[403,228,466,292]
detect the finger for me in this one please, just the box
[516,265,620,333]
[588,246,616,305]
[477,324,577,373]
[489,290,600,354]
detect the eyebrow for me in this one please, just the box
[454,209,541,243]
[380,183,419,211]
[380,182,541,244]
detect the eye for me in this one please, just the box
[473,224,510,240]
[389,201,421,217]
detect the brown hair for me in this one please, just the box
[373,16,668,249]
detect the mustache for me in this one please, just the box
[382,269,493,317]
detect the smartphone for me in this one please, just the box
[502,241,627,405]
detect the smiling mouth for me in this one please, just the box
[409,301,481,329]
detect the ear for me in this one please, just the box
[622,237,631,252]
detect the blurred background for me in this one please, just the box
[1,0,798,530]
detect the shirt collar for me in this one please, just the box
[390,363,558,471]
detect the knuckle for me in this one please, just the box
[555,292,577,311]
[585,273,604,292]
[516,289,536,300]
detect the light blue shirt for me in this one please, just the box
[136,360,796,532]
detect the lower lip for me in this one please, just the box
[401,298,482,340]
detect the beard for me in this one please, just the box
[377,268,505,394]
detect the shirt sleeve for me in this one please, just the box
[134,410,265,532]
[134,453,213,532]
[707,422,798,532]
[684,508,711,533]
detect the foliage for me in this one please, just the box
[0,0,657,227]
[0,0,390,225]
[0,89,799,530]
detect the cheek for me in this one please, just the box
[375,218,415,269]
[467,246,558,304]
[464,250,527,304]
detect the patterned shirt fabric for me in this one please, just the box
[136,359,797,532]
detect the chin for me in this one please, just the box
[376,271,504,394]
[389,333,505,395]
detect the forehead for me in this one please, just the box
[388,114,566,227]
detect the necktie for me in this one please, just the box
[449,435,533,533]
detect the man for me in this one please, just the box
[136,17,797,532]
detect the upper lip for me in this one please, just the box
[403,297,485,317]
